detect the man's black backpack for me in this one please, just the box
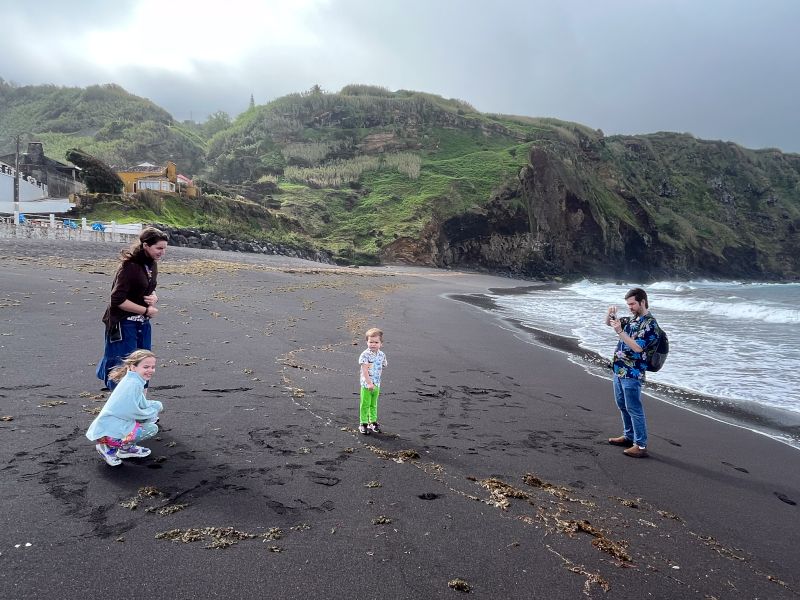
[648,327,669,372]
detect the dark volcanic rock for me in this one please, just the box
[384,141,800,281]
[153,225,334,265]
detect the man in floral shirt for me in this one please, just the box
[605,287,661,458]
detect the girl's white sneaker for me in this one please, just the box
[117,445,152,459]
[96,443,122,466]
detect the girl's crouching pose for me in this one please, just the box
[86,350,163,466]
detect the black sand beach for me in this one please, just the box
[1,238,798,599]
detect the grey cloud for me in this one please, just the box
[1,0,799,152]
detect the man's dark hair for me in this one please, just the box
[625,287,649,308]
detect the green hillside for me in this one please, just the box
[200,85,602,259]
[0,80,206,172]
[2,80,798,278]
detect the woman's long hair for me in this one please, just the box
[121,227,169,263]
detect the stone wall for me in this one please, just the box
[155,225,335,264]
[0,222,137,243]
[0,222,335,265]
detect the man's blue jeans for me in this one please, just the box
[613,375,648,448]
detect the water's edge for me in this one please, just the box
[449,292,800,451]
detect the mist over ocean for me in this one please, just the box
[483,280,800,446]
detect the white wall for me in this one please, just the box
[0,222,138,243]
[0,166,49,201]
[0,199,75,213]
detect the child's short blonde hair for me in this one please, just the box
[109,349,156,382]
[365,327,383,341]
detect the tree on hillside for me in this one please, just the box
[202,110,232,138]
[65,148,124,194]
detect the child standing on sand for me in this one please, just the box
[358,328,388,435]
[86,350,163,466]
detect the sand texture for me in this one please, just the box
[1,238,798,599]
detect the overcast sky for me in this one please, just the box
[2,0,799,152]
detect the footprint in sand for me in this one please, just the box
[722,461,749,473]
[306,473,340,486]
[661,437,682,447]
[774,492,797,505]
[447,423,472,430]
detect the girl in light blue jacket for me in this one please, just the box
[86,350,163,466]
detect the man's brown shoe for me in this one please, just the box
[623,446,648,458]
[608,436,634,447]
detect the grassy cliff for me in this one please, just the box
[3,81,798,277]
[0,80,206,172]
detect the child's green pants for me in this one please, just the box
[359,386,380,423]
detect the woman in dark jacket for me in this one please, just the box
[96,227,169,389]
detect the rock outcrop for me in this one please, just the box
[155,225,334,264]
[384,137,800,281]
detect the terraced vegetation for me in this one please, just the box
[2,80,798,276]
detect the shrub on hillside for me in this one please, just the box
[65,148,123,194]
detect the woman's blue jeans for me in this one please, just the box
[613,375,648,448]
[96,319,152,389]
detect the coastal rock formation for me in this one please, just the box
[155,225,334,264]
[385,136,800,280]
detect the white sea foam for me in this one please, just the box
[492,280,800,416]
[564,280,800,323]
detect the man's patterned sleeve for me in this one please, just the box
[641,320,660,351]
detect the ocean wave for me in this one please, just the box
[562,280,800,324]
[491,279,800,419]
[648,281,696,292]
[655,298,800,323]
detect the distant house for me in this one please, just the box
[115,161,177,193]
[0,142,84,199]
[114,161,200,197]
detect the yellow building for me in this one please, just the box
[115,161,177,193]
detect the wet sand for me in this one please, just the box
[1,238,799,599]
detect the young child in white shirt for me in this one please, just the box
[358,327,387,434]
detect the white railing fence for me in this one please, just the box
[0,213,142,242]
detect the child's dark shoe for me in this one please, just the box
[358,423,369,435]
[368,422,381,433]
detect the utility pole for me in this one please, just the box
[13,134,20,216]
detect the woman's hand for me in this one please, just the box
[144,293,158,306]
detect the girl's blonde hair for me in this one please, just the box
[108,349,156,382]
[365,327,383,341]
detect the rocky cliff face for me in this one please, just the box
[384,137,800,281]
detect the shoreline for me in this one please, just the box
[449,291,800,450]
